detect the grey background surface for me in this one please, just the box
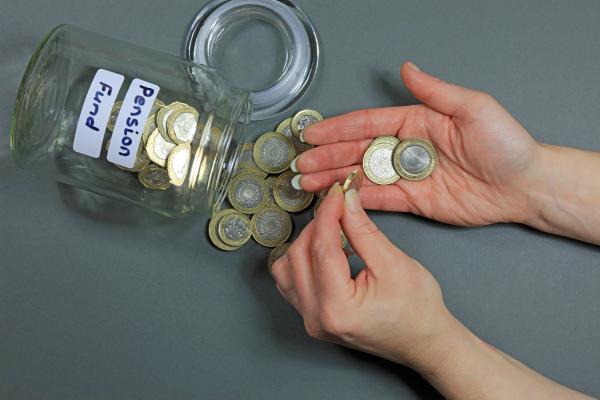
[1,0,599,399]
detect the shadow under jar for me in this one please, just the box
[10,25,252,217]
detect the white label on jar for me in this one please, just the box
[73,69,124,158]
[107,79,160,168]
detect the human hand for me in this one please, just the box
[292,62,542,226]
[270,183,461,371]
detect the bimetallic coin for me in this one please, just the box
[209,209,242,251]
[227,171,269,214]
[167,143,191,186]
[291,109,323,139]
[156,102,187,141]
[236,143,267,177]
[217,210,252,247]
[372,135,400,147]
[392,138,437,181]
[276,117,313,153]
[150,99,165,116]
[107,101,123,131]
[146,128,176,167]
[362,142,400,185]
[274,170,314,212]
[251,205,292,247]
[138,164,171,190]
[253,132,295,174]
[117,148,150,172]
[265,176,277,204]
[142,113,157,145]
[167,106,199,144]
[268,243,292,273]
[342,170,363,193]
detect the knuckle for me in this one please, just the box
[304,320,324,340]
[318,305,352,338]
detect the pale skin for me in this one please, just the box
[270,62,600,399]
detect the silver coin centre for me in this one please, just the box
[400,145,430,174]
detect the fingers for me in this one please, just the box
[271,222,316,314]
[303,107,412,145]
[342,188,411,274]
[285,222,318,314]
[358,186,412,212]
[401,61,489,118]
[311,183,355,301]
[293,140,372,174]
[298,165,375,193]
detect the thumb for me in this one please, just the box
[401,61,487,118]
[341,188,410,273]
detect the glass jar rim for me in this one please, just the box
[183,0,320,121]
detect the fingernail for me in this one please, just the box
[290,155,300,172]
[344,188,362,213]
[299,128,307,143]
[328,182,341,195]
[407,61,421,72]
[291,174,303,190]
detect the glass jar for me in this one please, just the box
[10,24,252,217]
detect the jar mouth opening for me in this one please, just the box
[184,0,320,121]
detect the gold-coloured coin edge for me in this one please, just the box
[273,170,314,212]
[342,170,364,193]
[372,135,400,147]
[268,242,292,273]
[146,128,175,167]
[362,142,401,185]
[167,143,191,186]
[138,164,171,190]
[166,106,199,144]
[251,205,292,248]
[217,211,252,247]
[291,109,323,138]
[209,209,242,251]
[253,132,295,174]
[392,138,437,181]
[227,171,270,214]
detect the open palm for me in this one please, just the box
[295,63,541,226]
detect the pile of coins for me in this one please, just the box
[105,99,200,190]
[362,136,437,184]
[208,109,323,252]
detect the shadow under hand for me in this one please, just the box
[241,234,444,400]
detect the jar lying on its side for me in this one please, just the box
[10,25,252,217]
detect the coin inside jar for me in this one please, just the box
[236,143,267,177]
[274,170,314,212]
[291,109,323,139]
[227,171,269,214]
[253,132,295,174]
[146,128,176,167]
[267,242,292,273]
[362,141,400,185]
[107,100,123,131]
[138,164,171,190]
[392,138,437,181]
[217,210,252,247]
[167,143,191,186]
[167,106,199,144]
[251,205,292,247]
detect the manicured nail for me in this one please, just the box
[344,188,362,213]
[291,174,303,190]
[290,155,300,172]
[328,182,341,195]
[407,61,421,72]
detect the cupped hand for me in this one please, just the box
[270,183,461,371]
[293,62,542,226]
